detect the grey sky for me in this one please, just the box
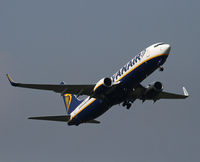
[0,0,199,161]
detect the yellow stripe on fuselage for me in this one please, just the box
[68,98,96,123]
[115,54,168,82]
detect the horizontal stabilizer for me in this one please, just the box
[86,119,101,124]
[28,115,70,122]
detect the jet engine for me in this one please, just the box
[92,77,113,96]
[147,81,163,92]
[142,81,163,100]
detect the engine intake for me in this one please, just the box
[104,77,112,87]
[93,77,113,93]
[153,81,163,91]
[142,81,163,100]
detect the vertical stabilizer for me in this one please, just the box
[62,94,83,114]
[60,81,83,114]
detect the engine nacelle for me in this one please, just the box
[149,81,163,92]
[93,77,112,94]
[143,82,163,100]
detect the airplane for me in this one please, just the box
[7,42,189,126]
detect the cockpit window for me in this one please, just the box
[154,43,165,47]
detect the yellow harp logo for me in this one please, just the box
[64,94,72,112]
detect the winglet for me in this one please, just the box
[183,87,189,97]
[6,74,17,86]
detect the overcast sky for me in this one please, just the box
[0,0,200,162]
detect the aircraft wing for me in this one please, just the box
[158,87,189,99]
[135,84,189,101]
[7,74,95,96]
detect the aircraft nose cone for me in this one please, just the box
[160,44,171,54]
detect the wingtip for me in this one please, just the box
[183,87,189,97]
[6,74,17,86]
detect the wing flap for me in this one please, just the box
[28,115,70,122]
[7,74,95,96]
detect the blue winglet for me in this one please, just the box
[6,74,17,86]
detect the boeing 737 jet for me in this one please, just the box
[7,42,189,126]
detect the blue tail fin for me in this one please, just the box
[62,94,83,114]
[60,81,83,114]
